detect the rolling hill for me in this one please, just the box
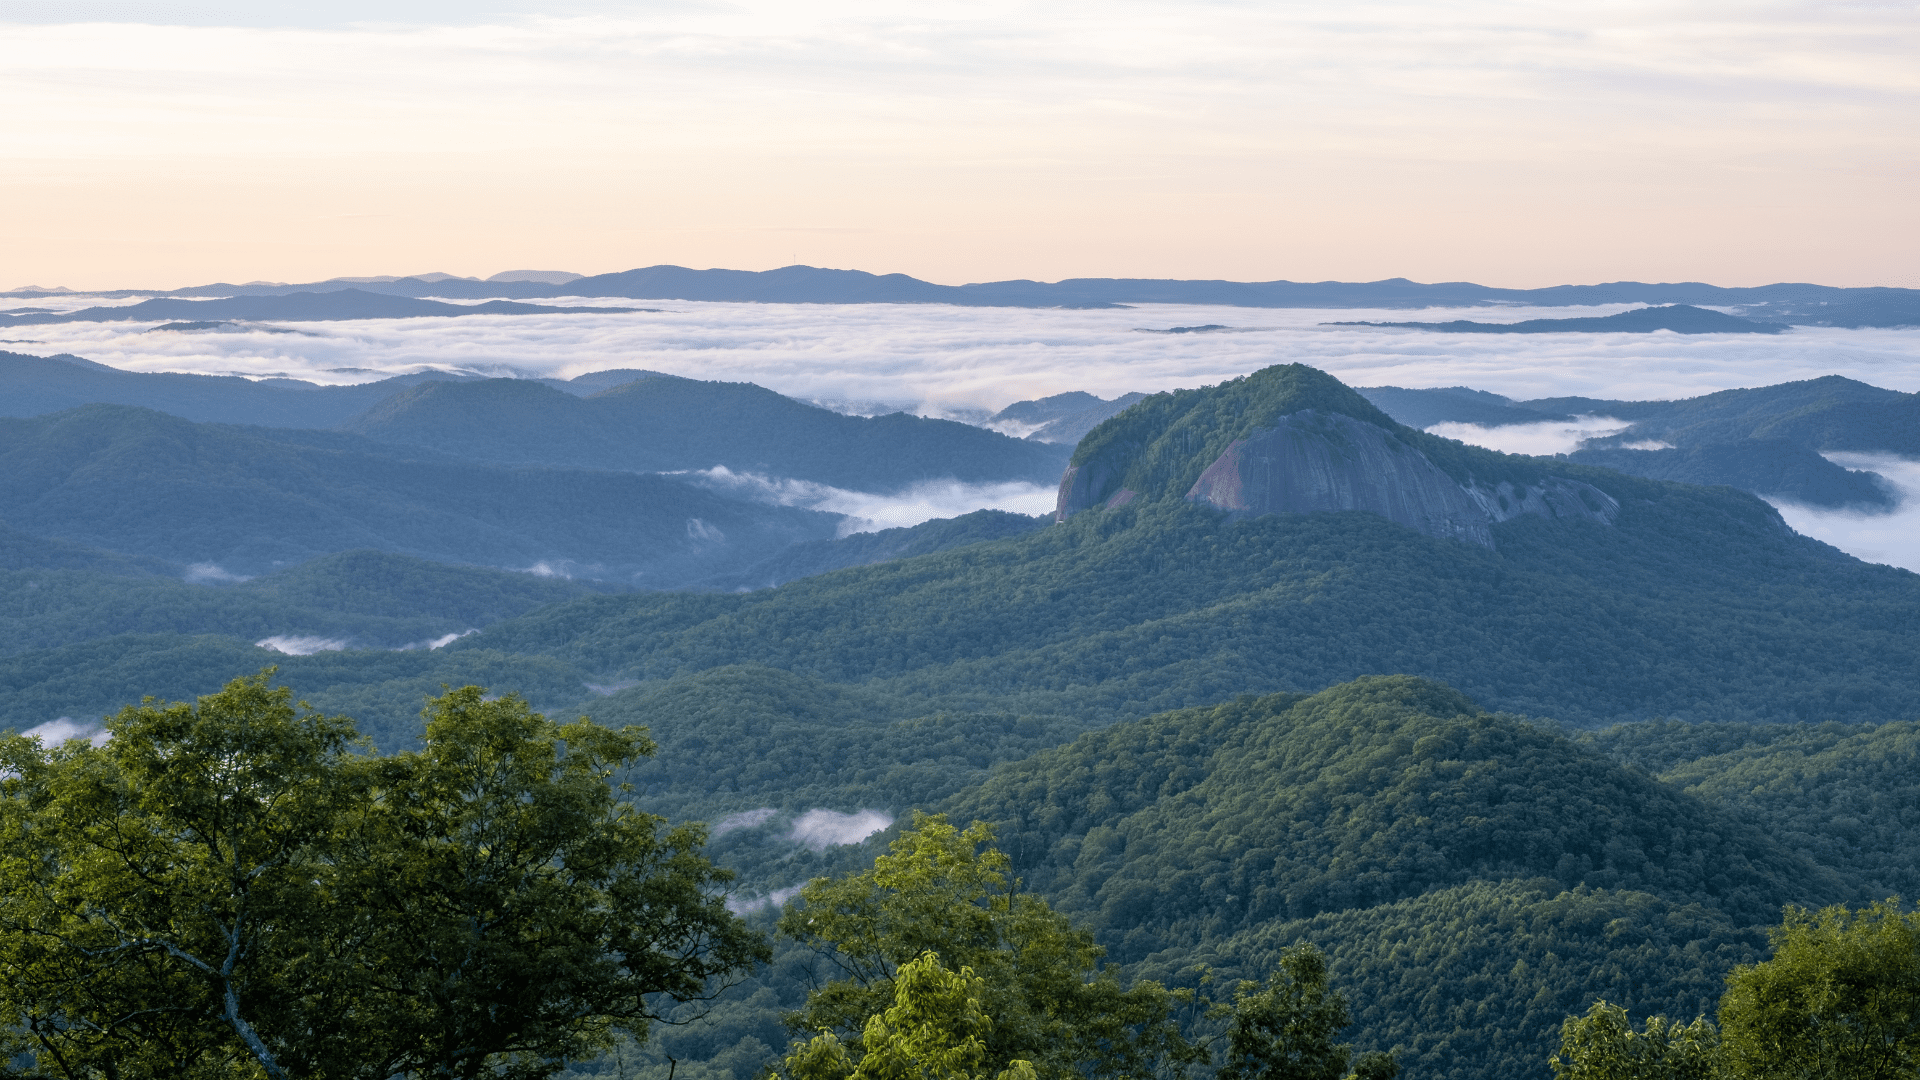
[341,375,1072,491]
[0,404,839,581]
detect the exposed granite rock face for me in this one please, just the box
[1056,408,1620,549]
[1183,410,1497,546]
[1463,477,1618,526]
[1054,461,1129,521]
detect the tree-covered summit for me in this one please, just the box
[1062,364,1574,515]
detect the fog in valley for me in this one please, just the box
[7,294,1917,568]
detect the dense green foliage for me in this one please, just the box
[946,679,1832,946]
[1570,439,1891,509]
[1577,720,1920,901]
[1551,900,1920,1080]
[345,376,1070,491]
[696,511,1048,592]
[0,674,765,1080]
[1215,946,1394,1080]
[0,635,593,751]
[1718,900,1920,1079]
[779,816,1205,1080]
[446,490,1919,728]
[0,546,592,656]
[1549,1002,1719,1080]
[780,952,1038,1080]
[0,404,836,580]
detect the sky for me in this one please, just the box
[3,1,1916,291]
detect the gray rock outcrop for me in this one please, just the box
[1057,408,1619,549]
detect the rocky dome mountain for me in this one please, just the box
[1056,364,1617,548]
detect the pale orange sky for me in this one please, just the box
[3,1,1916,292]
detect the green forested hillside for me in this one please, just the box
[0,404,838,580]
[1579,719,1920,901]
[447,488,1918,728]
[343,375,1072,490]
[0,547,593,656]
[945,679,1832,951]
[0,635,591,749]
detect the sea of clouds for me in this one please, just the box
[7,295,1920,568]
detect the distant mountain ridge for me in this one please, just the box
[0,289,640,326]
[9,266,1918,322]
[1358,375,1918,509]
[0,405,840,582]
[342,376,1071,491]
[1331,304,1786,334]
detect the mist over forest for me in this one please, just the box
[4,270,1920,1080]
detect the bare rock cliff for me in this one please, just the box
[1057,408,1617,548]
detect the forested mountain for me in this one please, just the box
[0,349,484,428]
[575,675,1920,1080]
[0,289,640,325]
[1360,374,1917,508]
[6,353,1920,1080]
[0,404,838,580]
[1334,304,1785,334]
[935,676,1829,1079]
[990,392,1149,444]
[0,543,593,656]
[342,376,1071,490]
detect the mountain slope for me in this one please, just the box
[934,678,1831,1077]
[0,405,838,580]
[342,375,1072,490]
[0,544,592,656]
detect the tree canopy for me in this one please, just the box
[0,671,767,1080]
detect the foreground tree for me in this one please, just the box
[778,814,1207,1080]
[782,952,1037,1080]
[1718,898,1920,1080]
[0,671,767,1080]
[1216,946,1397,1080]
[1548,1001,1719,1080]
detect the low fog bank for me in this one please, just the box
[686,467,1054,534]
[1424,416,1633,456]
[1433,421,1920,573]
[14,300,1920,417]
[1768,454,1920,574]
[19,717,110,747]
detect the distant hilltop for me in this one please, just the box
[4,265,1917,324]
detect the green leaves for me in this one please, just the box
[1215,946,1362,1080]
[1718,899,1920,1080]
[779,814,1203,1080]
[0,670,768,1080]
[1548,1001,1719,1080]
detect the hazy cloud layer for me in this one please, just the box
[789,809,893,851]
[1424,417,1633,457]
[14,300,1920,412]
[690,467,1053,534]
[256,634,349,655]
[712,808,779,837]
[1769,454,1920,574]
[20,717,111,747]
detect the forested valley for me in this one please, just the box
[4,361,1920,1079]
